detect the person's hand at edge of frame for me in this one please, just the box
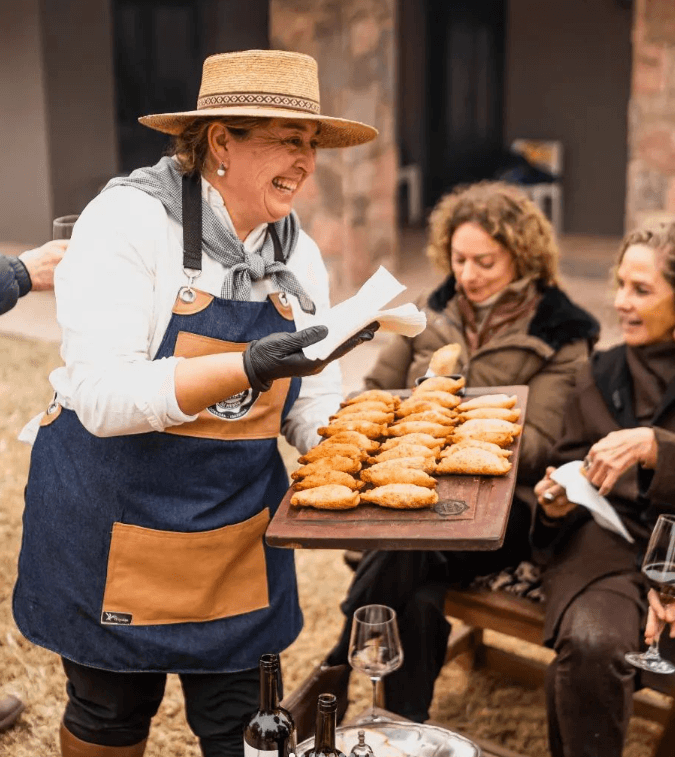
[19,240,67,292]
[645,588,675,646]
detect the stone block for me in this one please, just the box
[627,160,668,212]
[636,127,675,173]
[643,0,675,46]
[633,44,667,95]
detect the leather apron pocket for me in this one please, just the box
[101,509,270,626]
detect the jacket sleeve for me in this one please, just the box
[363,333,415,390]
[641,427,675,506]
[518,339,591,484]
[0,255,31,315]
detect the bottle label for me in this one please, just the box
[244,745,281,757]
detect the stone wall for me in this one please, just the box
[270,0,398,293]
[626,0,675,229]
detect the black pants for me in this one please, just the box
[62,658,260,757]
[326,497,532,721]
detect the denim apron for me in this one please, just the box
[13,174,303,673]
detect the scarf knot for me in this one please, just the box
[103,156,316,313]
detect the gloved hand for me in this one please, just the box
[243,322,379,392]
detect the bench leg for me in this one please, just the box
[445,625,485,669]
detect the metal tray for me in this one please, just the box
[296,721,481,757]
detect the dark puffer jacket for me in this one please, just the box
[0,255,31,315]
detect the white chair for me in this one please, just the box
[510,139,563,236]
[397,163,423,225]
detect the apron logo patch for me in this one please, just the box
[207,388,259,421]
[101,611,133,625]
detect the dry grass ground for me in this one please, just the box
[0,333,662,756]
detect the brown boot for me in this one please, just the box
[0,695,24,731]
[282,662,350,744]
[60,723,147,756]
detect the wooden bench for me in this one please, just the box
[443,587,673,727]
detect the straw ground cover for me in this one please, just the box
[0,332,662,756]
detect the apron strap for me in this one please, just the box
[182,171,203,272]
[267,223,285,263]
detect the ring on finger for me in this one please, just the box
[543,491,555,503]
[583,456,591,470]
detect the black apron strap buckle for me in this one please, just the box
[180,172,204,303]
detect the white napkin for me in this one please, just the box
[302,266,427,361]
[550,461,634,543]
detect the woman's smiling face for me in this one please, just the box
[615,244,675,346]
[216,118,318,238]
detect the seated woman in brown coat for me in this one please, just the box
[534,222,675,757]
[287,181,599,733]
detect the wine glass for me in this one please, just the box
[53,214,79,240]
[348,604,403,722]
[626,514,675,674]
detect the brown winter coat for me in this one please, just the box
[365,276,599,498]
[534,344,675,643]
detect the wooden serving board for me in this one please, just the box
[265,385,528,552]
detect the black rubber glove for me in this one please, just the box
[243,322,379,392]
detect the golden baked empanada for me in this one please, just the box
[360,483,438,509]
[361,467,437,488]
[402,411,458,427]
[410,389,461,409]
[414,375,466,394]
[333,401,391,417]
[341,390,400,409]
[291,484,360,509]
[396,399,457,420]
[298,442,367,464]
[428,343,461,376]
[435,448,512,476]
[380,433,443,451]
[388,421,450,439]
[291,456,361,479]
[456,418,521,437]
[441,440,512,458]
[321,432,381,453]
[318,420,386,439]
[293,471,364,491]
[370,443,439,463]
[362,457,436,476]
[457,394,517,411]
[459,407,521,423]
[329,409,394,425]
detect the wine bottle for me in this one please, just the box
[244,653,296,757]
[302,694,347,757]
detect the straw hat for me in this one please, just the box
[139,49,378,149]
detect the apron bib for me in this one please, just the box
[13,174,303,672]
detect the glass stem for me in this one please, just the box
[644,640,662,659]
[370,677,380,720]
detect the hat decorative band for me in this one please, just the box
[197,91,321,115]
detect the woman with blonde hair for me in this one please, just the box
[288,180,599,733]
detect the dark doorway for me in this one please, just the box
[112,0,269,173]
[426,0,506,206]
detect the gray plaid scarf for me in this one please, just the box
[104,156,316,313]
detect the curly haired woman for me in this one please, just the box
[286,181,600,732]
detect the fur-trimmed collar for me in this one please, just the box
[427,275,600,352]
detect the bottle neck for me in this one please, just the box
[314,705,337,751]
[259,662,280,711]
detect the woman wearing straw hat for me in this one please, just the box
[13,50,377,757]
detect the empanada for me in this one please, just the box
[370,443,439,463]
[428,343,461,377]
[459,407,521,422]
[291,484,360,509]
[318,420,387,439]
[441,440,512,458]
[457,394,517,411]
[456,418,522,437]
[360,483,438,509]
[293,471,364,491]
[291,456,361,479]
[361,457,436,476]
[402,411,458,427]
[388,421,451,439]
[298,442,367,464]
[333,401,391,417]
[360,467,437,488]
[341,390,400,409]
[397,399,457,419]
[409,389,461,409]
[414,375,466,394]
[380,433,444,451]
[321,432,381,453]
[435,448,512,476]
[329,409,394,425]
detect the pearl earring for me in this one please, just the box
[216,162,226,177]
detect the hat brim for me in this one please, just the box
[138,107,378,149]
